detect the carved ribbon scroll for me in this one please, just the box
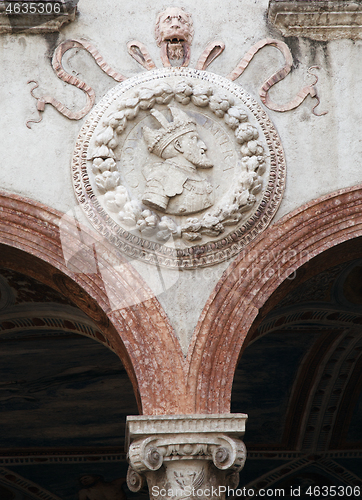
[27,12,327,127]
[27,38,127,127]
[196,41,225,71]
[227,38,326,115]
[127,41,156,70]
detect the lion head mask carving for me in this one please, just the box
[155,7,194,60]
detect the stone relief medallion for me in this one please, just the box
[72,68,286,269]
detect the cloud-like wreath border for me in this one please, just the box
[72,68,286,269]
[90,80,266,243]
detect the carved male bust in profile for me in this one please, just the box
[142,107,213,216]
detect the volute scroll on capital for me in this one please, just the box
[127,435,247,473]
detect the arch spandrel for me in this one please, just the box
[0,190,188,415]
[2,186,362,416]
[187,185,362,414]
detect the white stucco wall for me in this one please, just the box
[1,0,361,350]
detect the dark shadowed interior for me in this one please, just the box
[0,267,140,500]
[232,240,362,496]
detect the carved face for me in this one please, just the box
[175,132,213,169]
[155,7,194,47]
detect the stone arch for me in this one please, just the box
[187,185,362,414]
[0,191,187,415]
[0,466,62,500]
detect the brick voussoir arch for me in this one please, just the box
[188,185,362,414]
[0,191,187,415]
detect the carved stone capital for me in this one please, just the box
[126,414,247,499]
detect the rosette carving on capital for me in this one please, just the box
[160,442,209,458]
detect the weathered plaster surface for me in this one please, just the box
[1,0,362,350]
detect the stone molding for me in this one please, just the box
[0,466,61,500]
[268,0,362,40]
[126,415,247,500]
[0,2,77,34]
[0,303,113,350]
[0,448,125,465]
[127,414,247,440]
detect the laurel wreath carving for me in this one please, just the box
[90,81,266,242]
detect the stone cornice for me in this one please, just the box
[0,2,77,34]
[126,414,248,448]
[268,1,362,40]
